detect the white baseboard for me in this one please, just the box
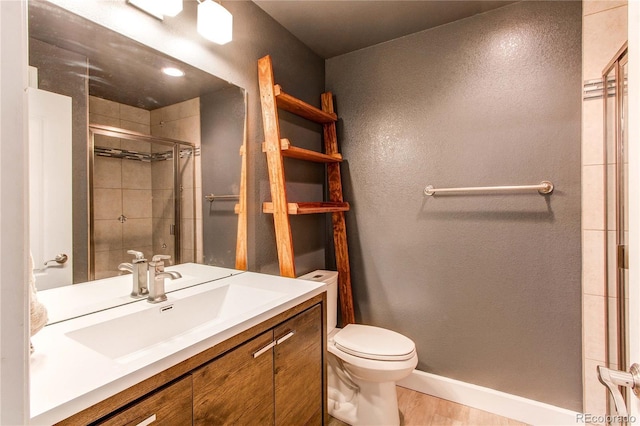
[398,370,580,426]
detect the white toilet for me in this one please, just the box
[299,270,418,426]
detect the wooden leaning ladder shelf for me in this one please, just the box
[258,55,355,325]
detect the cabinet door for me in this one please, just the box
[274,305,323,425]
[193,330,275,425]
[96,375,192,426]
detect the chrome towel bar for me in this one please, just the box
[424,181,554,196]
[204,193,240,202]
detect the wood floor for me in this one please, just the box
[327,386,528,426]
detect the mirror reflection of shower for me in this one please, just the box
[89,96,199,280]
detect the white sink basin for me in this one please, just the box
[39,263,244,324]
[66,284,285,363]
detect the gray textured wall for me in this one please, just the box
[326,1,582,410]
[181,0,328,275]
[201,87,246,267]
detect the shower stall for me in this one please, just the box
[89,125,197,280]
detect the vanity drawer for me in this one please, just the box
[95,375,192,426]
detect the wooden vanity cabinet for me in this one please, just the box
[57,295,325,426]
[193,304,323,425]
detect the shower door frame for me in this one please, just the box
[88,124,196,280]
[603,43,629,409]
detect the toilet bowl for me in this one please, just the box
[299,270,418,426]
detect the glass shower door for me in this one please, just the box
[618,54,629,371]
[90,127,192,279]
[603,45,629,413]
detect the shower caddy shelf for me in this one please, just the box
[258,55,355,325]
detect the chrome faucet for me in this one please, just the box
[148,255,182,304]
[118,250,149,298]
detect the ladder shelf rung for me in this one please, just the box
[274,85,337,124]
[263,201,350,215]
[262,139,343,163]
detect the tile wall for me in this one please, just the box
[582,0,628,415]
[150,98,203,264]
[89,96,153,279]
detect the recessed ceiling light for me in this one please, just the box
[162,67,185,77]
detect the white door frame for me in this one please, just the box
[0,0,30,424]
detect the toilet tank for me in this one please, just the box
[298,270,338,333]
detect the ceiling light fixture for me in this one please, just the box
[127,0,183,20]
[197,0,233,45]
[161,0,183,17]
[162,67,185,77]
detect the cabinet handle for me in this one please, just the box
[253,341,276,358]
[136,414,157,426]
[276,331,295,345]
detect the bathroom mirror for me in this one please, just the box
[27,0,247,314]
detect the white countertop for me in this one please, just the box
[30,268,326,425]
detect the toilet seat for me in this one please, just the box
[333,324,416,361]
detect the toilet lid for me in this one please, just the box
[333,324,416,361]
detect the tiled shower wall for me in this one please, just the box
[150,98,203,264]
[90,96,202,278]
[582,0,628,414]
[89,96,153,279]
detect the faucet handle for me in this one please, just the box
[151,254,171,262]
[151,254,172,267]
[127,250,147,263]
